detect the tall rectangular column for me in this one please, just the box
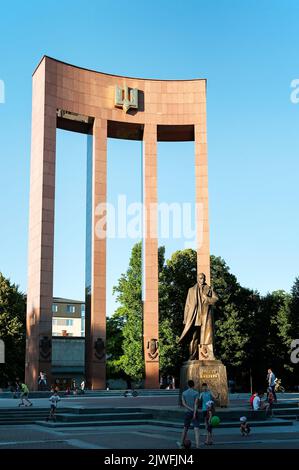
[85,119,107,389]
[195,104,210,283]
[143,124,159,388]
[25,58,57,390]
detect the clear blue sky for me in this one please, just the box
[0,0,299,316]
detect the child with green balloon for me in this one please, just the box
[205,401,220,445]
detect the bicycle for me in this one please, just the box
[274,378,285,393]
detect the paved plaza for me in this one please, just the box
[0,393,298,449]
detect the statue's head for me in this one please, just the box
[197,272,206,286]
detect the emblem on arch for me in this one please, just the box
[115,85,138,113]
[94,337,106,360]
[147,338,159,360]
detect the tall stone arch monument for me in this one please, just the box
[25,56,209,390]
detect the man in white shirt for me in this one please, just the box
[267,368,277,402]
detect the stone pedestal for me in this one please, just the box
[180,360,229,407]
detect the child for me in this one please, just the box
[18,383,33,407]
[46,390,61,422]
[205,400,215,445]
[240,416,251,436]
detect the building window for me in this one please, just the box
[53,319,74,327]
[66,305,75,314]
[81,304,85,317]
[52,304,58,313]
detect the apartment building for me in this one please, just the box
[52,297,85,337]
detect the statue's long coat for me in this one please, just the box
[179,283,218,345]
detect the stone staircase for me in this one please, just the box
[0,389,179,399]
[0,398,297,429]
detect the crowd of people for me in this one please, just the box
[177,367,282,448]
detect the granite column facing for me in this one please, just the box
[85,119,107,389]
[195,104,210,284]
[143,124,159,389]
[25,59,57,390]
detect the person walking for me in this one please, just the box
[14,378,21,399]
[267,368,277,402]
[18,383,33,407]
[46,390,61,422]
[177,380,200,449]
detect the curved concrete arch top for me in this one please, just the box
[34,55,207,138]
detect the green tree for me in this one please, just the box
[0,273,26,386]
[211,256,258,388]
[111,242,143,381]
[109,242,166,381]
[290,277,299,337]
[106,314,124,378]
[108,243,299,391]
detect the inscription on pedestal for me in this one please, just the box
[199,369,219,380]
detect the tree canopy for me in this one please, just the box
[107,244,299,391]
[0,273,26,386]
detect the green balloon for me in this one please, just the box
[211,416,220,427]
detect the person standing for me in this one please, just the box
[38,371,47,390]
[46,390,61,421]
[177,380,200,449]
[14,378,21,399]
[172,376,176,390]
[18,383,33,407]
[199,383,216,422]
[205,400,215,445]
[267,368,277,402]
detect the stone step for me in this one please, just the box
[56,412,153,422]
[153,409,268,422]
[273,414,298,420]
[65,407,146,414]
[273,407,299,413]
[152,418,293,430]
[36,419,151,428]
[0,390,179,399]
[35,417,293,429]
[272,402,299,409]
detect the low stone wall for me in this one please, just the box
[52,337,84,368]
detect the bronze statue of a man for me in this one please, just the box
[179,273,218,360]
